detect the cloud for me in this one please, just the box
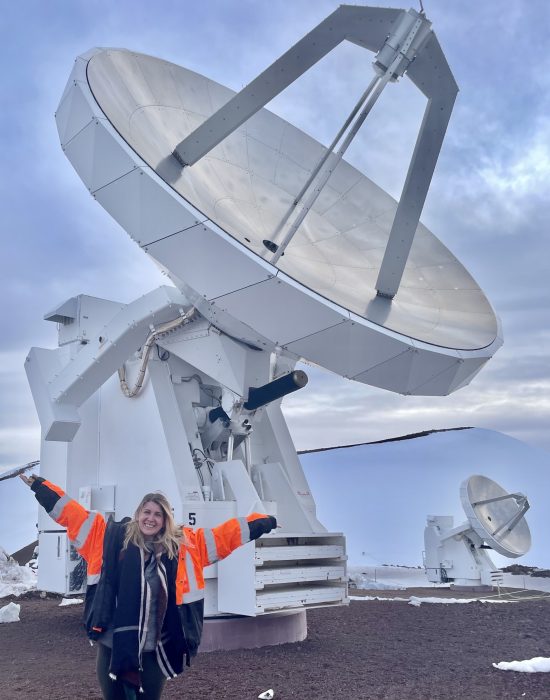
[479,118,550,205]
[282,352,550,452]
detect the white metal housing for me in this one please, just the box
[27,292,348,613]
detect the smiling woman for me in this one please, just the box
[124,493,181,558]
[19,474,277,700]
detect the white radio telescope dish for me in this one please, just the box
[424,475,531,588]
[55,6,502,396]
[460,475,531,558]
[86,51,495,352]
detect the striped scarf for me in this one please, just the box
[105,540,186,691]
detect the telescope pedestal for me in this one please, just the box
[449,584,494,593]
[201,610,307,652]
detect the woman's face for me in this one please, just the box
[138,500,165,538]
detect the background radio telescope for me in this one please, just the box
[460,475,531,558]
[424,475,531,588]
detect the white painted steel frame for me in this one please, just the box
[26,286,189,442]
[174,6,456,298]
[174,6,403,165]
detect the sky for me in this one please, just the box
[1,0,550,471]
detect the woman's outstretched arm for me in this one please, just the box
[187,512,278,568]
[20,474,106,584]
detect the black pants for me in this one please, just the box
[96,643,167,700]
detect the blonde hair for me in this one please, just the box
[123,492,181,560]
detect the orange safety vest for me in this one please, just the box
[34,479,271,603]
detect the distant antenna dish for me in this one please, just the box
[424,475,531,588]
[56,6,502,396]
[460,475,531,557]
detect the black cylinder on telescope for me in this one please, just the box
[243,371,308,411]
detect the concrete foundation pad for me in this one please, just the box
[200,610,307,652]
[450,584,495,593]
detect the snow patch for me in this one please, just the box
[0,601,21,623]
[408,596,512,606]
[350,595,513,605]
[350,595,409,602]
[493,657,550,673]
[258,690,274,699]
[0,545,37,598]
[349,572,404,590]
[59,598,83,607]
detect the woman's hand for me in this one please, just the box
[19,473,38,487]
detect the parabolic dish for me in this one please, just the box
[55,47,502,395]
[460,475,531,558]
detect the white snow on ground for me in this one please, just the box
[407,596,511,606]
[349,596,513,604]
[0,601,21,623]
[59,598,83,607]
[493,658,550,673]
[350,595,410,602]
[348,566,427,590]
[352,579,403,590]
[349,570,405,590]
[0,545,36,598]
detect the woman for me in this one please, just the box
[20,474,276,700]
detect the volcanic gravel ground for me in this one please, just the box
[1,589,549,699]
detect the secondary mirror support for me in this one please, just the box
[173,6,452,300]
